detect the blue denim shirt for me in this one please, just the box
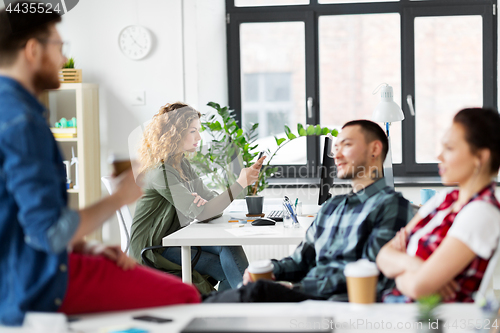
[0,76,80,325]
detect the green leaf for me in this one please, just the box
[236,128,243,137]
[287,132,297,140]
[209,121,222,131]
[235,136,246,145]
[306,125,315,135]
[321,127,330,135]
[315,125,322,135]
[277,138,286,146]
[284,125,291,136]
[297,123,306,136]
[331,129,339,137]
[207,102,220,110]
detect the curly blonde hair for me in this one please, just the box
[138,102,201,179]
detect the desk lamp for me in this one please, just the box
[372,84,404,188]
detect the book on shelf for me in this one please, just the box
[50,127,77,138]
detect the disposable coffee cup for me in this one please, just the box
[108,153,132,177]
[344,259,379,304]
[420,188,437,205]
[248,260,274,282]
[245,195,264,215]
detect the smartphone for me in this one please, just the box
[133,315,173,323]
[257,151,265,172]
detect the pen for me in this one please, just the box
[283,200,299,225]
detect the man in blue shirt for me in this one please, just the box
[205,120,413,303]
[0,2,200,326]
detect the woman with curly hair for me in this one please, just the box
[130,102,264,294]
[377,108,500,302]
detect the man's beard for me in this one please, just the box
[33,53,60,92]
[337,158,369,180]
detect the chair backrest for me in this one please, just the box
[101,176,133,254]
[475,236,500,305]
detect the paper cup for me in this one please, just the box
[420,189,437,205]
[248,260,274,282]
[344,259,379,304]
[109,154,132,177]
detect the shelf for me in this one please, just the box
[55,137,78,142]
[42,83,101,241]
[55,83,99,91]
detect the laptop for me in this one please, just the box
[181,316,334,333]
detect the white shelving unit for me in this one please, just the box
[41,83,101,240]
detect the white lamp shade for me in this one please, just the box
[372,85,405,123]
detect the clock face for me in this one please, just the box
[119,25,152,60]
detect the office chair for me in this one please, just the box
[101,176,133,254]
[100,176,203,272]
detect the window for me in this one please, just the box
[226,0,497,178]
[240,21,307,165]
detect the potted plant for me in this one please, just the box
[190,102,338,196]
[59,57,82,83]
[417,294,442,332]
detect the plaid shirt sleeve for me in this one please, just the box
[363,194,413,261]
[273,189,411,299]
[271,219,319,282]
[271,198,342,282]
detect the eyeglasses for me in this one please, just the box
[36,38,71,56]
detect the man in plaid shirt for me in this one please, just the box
[205,120,413,303]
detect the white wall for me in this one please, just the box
[58,0,228,244]
[13,0,499,243]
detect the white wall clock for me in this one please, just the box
[118,25,153,60]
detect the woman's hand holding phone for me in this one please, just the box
[237,155,266,188]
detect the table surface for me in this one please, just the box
[162,199,318,247]
[3,302,490,333]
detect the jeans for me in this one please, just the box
[162,246,248,291]
[203,279,326,303]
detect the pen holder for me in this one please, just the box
[283,207,299,228]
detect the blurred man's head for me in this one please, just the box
[0,1,65,92]
[334,120,388,181]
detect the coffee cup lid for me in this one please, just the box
[248,260,274,274]
[344,259,379,277]
[108,153,129,163]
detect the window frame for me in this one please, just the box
[226,0,497,179]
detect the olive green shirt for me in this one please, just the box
[130,158,218,294]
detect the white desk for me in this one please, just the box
[162,199,319,283]
[3,302,489,332]
[62,302,487,333]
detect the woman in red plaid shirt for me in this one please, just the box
[377,108,500,303]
